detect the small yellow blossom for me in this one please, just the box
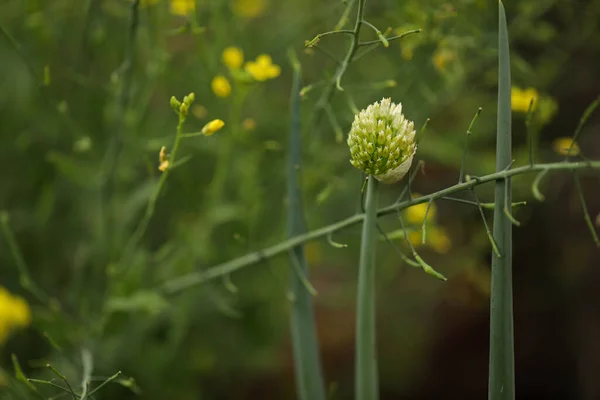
[158,146,169,172]
[170,0,195,16]
[552,137,580,156]
[242,118,256,131]
[211,75,232,98]
[407,227,451,254]
[405,194,436,225]
[244,54,280,81]
[201,119,225,136]
[222,47,244,70]
[232,0,267,18]
[408,231,422,247]
[432,48,456,72]
[428,227,451,254]
[0,287,31,344]
[511,87,539,113]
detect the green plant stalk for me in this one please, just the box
[355,176,379,400]
[123,114,186,259]
[160,160,600,295]
[489,2,515,399]
[287,51,326,400]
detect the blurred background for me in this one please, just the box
[1,0,600,398]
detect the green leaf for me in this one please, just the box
[286,48,326,400]
[488,2,515,399]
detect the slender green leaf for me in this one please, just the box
[287,49,326,400]
[489,2,515,399]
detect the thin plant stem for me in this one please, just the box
[566,94,600,159]
[459,107,482,184]
[313,0,367,117]
[525,99,535,166]
[160,160,600,295]
[85,371,122,398]
[573,173,600,247]
[397,214,446,281]
[123,112,187,259]
[471,189,502,258]
[356,29,421,47]
[531,169,548,201]
[355,176,380,400]
[489,2,515,398]
[334,0,357,30]
[46,365,77,400]
[421,198,434,244]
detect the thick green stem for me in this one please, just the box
[355,176,379,400]
[287,51,326,400]
[489,2,515,399]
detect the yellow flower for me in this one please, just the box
[552,137,580,156]
[408,231,422,247]
[232,0,267,18]
[511,87,539,113]
[170,0,195,16]
[0,287,31,344]
[244,54,280,81]
[201,119,225,136]
[222,47,244,70]
[405,194,436,225]
[211,75,232,98]
[407,227,451,254]
[427,227,451,254]
[432,47,456,72]
[242,118,256,131]
[158,146,169,172]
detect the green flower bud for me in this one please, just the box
[347,98,417,184]
[170,96,181,113]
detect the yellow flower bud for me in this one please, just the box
[201,119,225,136]
[158,146,169,172]
[169,0,195,16]
[552,137,580,156]
[211,75,232,98]
[222,47,244,70]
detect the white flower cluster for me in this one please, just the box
[347,98,417,183]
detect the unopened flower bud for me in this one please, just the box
[347,98,417,184]
[201,119,225,136]
[170,96,181,113]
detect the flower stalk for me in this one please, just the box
[355,175,380,400]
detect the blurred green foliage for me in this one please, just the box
[1,0,600,398]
